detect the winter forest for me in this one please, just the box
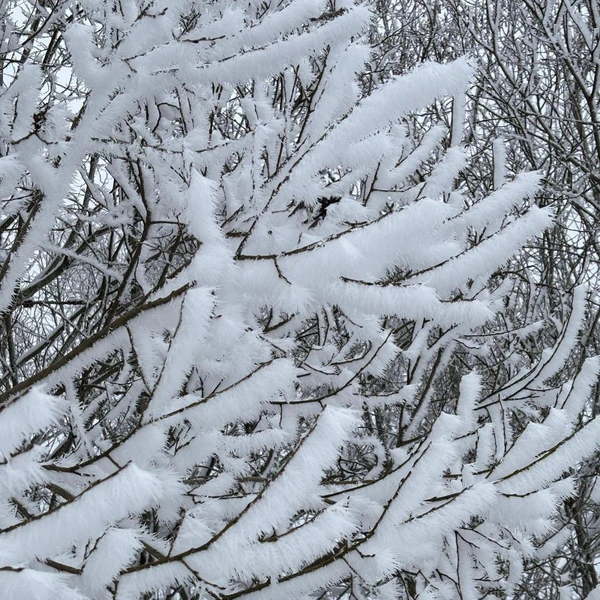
[1,0,600,598]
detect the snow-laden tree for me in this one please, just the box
[369,2,600,597]
[0,1,599,599]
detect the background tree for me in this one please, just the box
[0,1,599,599]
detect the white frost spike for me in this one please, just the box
[0,155,26,201]
[334,58,475,144]
[450,171,541,233]
[537,284,588,383]
[0,569,87,600]
[185,170,224,244]
[559,356,600,420]
[451,92,466,146]
[111,423,168,468]
[0,447,47,496]
[115,562,192,600]
[7,64,42,140]
[145,287,214,418]
[237,501,361,581]
[0,463,164,564]
[63,23,103,82]
[81,528,142,599]
[474,423,496,470]
[214,407,359,541]
[375,579,404,600]
[495,415,600,494]
[422,146,467,199]
[493,138,507,189]
[185,170,235,287]
[0,388,67,457]
[456,372,481,427]
[394,482,497,564]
